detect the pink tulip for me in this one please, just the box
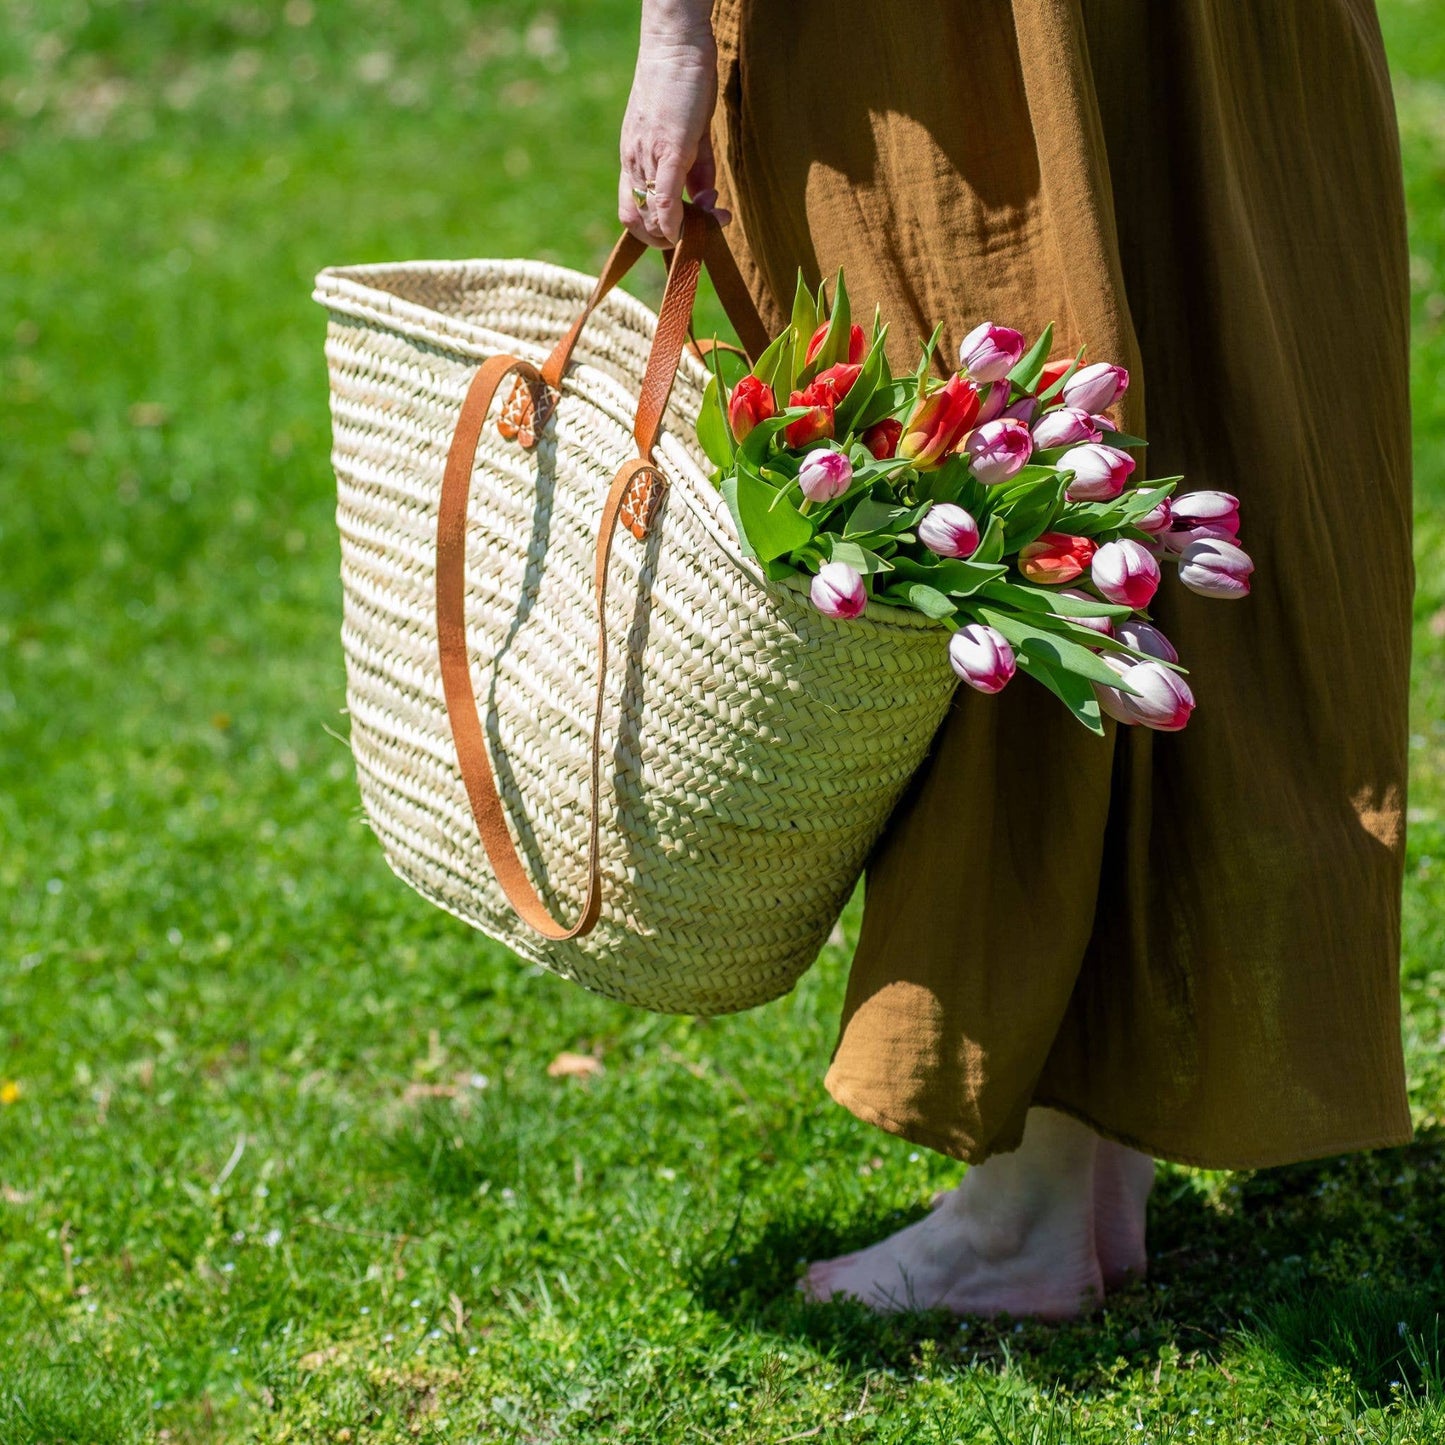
[975,381,1010,424]
[1003,395,1039,426]
[810,561,868,619]
[949,623,1016,693]
[1170,490,1240,538]
[1031,406,1099,449]
[962,418,1033,484]
[959,322,1026,384]
[1063,362,1129,414]
[1095,660,1195,731]
[798,448,854,503]
[1092,537,1160,609]
[1060,443,1136,502]
[1054,586,1113,635]
[1114,618,1179,663]
[1136,496,1173,535]
[1178,537,1254,599]
[918,502,980,559]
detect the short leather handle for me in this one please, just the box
[540,202,770,406]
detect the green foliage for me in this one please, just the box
[1,0,1444,1440]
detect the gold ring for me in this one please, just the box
[631,185,649,206]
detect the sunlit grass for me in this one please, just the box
[2,2,1443,1440]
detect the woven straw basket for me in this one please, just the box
[313,206,959,1016]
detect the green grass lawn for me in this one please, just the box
[3,3,1444,1440]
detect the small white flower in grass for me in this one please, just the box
[262,1228,282,1248]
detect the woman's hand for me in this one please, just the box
[619,0,731,247]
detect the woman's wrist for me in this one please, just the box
[639,0,714,53]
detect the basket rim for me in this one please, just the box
[315,255,953,635]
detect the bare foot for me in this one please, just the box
[1093,1139,1154,1288]
[801,1110,1104,1319]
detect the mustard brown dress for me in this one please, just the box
[709,0,1415,1168]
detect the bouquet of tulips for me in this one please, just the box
[695,273,1254,733]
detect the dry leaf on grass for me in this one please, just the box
[546,1051,603,1080]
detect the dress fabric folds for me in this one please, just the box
[709,0,1414,1168]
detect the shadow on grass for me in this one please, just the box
[687,1128,1445,1396]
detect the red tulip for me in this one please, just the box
[1017,531,1098,585]
[1034,358,1073,395]
[899,375,981,470]
[727,375,776,442]
[804,321,867,368]
[812,361,863,400]
[862,418,902,459]
[785,379,837,447]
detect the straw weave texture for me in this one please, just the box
[313,255,959,1015]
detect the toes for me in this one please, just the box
[798,1261,835,1302]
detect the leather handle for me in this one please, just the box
[435,208,770,940]
[438,354,663,939]
[540,202,770,407]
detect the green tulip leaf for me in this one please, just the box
[727,466,814,563]
[823,538,894,575]
[1014,650,1106,736]
[1006,321,1054,391]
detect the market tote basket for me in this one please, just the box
[313,205,959,1016]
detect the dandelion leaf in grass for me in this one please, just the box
[1015,650,1106,736]
[1007,321,1054,391]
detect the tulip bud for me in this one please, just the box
[862,418,902,459]
[1054,586,1113,635]
[1178,537,1254,599]
[1162,523,1235,555]
[1091,538,1160,608]
[785,380,837,448]
[1031,406,1099,449]
[1114,619,1179,663]
[1059,443,1136,501]
[810,561,867,620]
[975,381,1010,424]
[962,418,1033,484]
[959,322,1026,383]
[812,361,863,401]
[727,374,776,442]
[804,320,867,368]
[949,623,1016,693]
[798,448,854,503]
[1170,490,1240,537]
[1017,531,1098,585]
[1003,395,1040,426]
[1095,660,1195,731]
[918,502,981,559]
[899,374,981,470]
[1063,361,1129,414]
[1135,496,1173,535]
